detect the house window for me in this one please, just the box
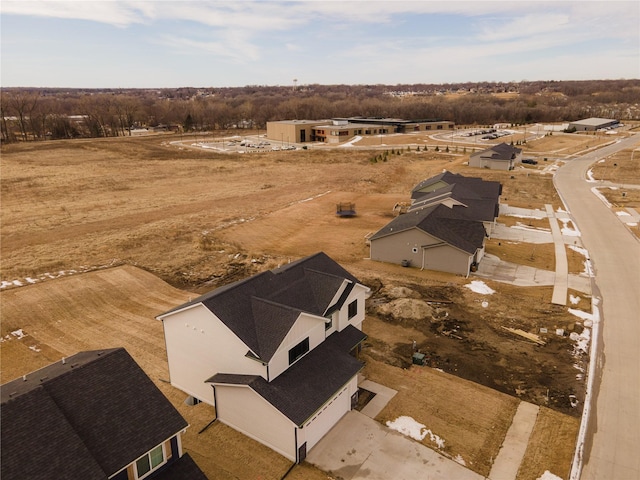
[288,338,309,365]
[136,444,165,479]
[348,300,358,319]
[325,315,333,331]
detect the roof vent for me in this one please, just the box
[22,375,27,382]
[62,357,66,365]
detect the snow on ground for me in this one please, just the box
[465,280,495,295]
[568,298,600,356]
[339,135,362,147]
[537,471,563,480]
[511,223,551,233]
[559,218,581,236]
[11,329,26,339]
[386,416,445,449]
[0,261,122,291]
[591,187,612,207]
[568,244,593,277]
[586,168,596,182]
[616,211,631,217]
[454,454,466,466]
[569,294,581,305]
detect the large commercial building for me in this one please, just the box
[568,118,619,132]
[266,117,455,145]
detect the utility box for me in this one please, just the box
[412,352,426,366]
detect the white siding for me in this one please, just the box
[215,384,296,461]
[336,284,368,332]
[301,384,350,450]
[161,304,266,406]
[269,313,326,380]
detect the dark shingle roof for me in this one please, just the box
[411,171,502,202]
[209,325,366,426]
[370,203,487,254]
[1,348,188,479]
[159,252,362,362]
[476,142,522,161]
[152,453,208,480]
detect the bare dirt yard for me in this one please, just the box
[4,130,634,478]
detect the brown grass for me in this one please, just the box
[0,266,328,480]
[362,358,519,477]
[516,407,580,480]
[486,238,556,272]
[1,131,611,479]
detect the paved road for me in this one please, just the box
[554,135,640,480]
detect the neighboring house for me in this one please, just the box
[1,348,207,480]
[469,142,522,170]
[369,171,502,276]
[157,252,370,463]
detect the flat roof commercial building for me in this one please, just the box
[569,118,619,132]
[266,117,455,145]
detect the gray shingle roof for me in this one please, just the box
[370,203,488,254]
[474,142,522,161]
[209,325,366,426]
[152,453,208,480]
[412,171,502,201]
[1,348,189,480]
[159,252,362,362]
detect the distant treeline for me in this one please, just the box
[2,79,639,143]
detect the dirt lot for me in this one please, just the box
[3,130,632,477]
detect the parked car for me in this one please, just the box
[522,158,538,165]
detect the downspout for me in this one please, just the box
[421,247,426,271]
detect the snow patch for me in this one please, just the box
[465,280,495,295]
[559,218,580,236]
[11,329,26,339]
[386,416,445,449]
[569,294,581,305]
[454,454,466,466]
[537,471,563,480]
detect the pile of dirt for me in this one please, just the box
[364,277,586,417]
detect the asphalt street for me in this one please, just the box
[554,135,640,480]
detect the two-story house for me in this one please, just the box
[157,252,370,463]
[1,348,207,480]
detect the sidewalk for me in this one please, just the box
[546,204,569,306]
[488,402,540,480]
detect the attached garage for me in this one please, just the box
[302,385,350,450]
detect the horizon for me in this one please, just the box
[1,1,639,89]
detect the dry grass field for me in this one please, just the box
[2,129,635,479]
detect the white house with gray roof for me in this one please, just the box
[157,252,370,463]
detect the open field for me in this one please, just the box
[2,130,634,478]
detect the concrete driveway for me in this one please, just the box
[306,410,483,480]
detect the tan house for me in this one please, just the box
[469,142,522,170]
[369,172,502,276]
[157,252,370,463]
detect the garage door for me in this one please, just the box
[304,386,349,450]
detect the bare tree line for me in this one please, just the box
[1,79,638,143]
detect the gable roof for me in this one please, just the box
[1,348,188,479]
[209,325,366,426]
[411,171,502,201]
[159,252,362,362]
[369,203,487,254]
[473,142,522,161]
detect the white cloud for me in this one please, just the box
[1,0,147,27]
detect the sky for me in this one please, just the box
[1,0,639,88]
